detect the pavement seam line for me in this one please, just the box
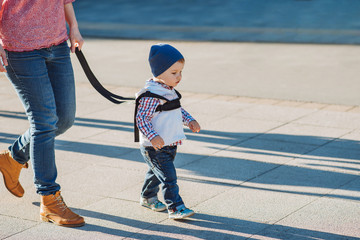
[207,103,323,157]
[179,126,358,238]
[322,175,360,203]
[246,128,360,238]
[180,107,332,213]
[249,175,360,239]
[1,219,41,240]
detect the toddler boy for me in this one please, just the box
[135,43,200,219]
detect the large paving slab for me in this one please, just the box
[1,41,360,239]
[0,215,38,240]
[263,197,360,239]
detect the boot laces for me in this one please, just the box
[55,194,68,212]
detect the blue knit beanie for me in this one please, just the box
[149,43,184,77]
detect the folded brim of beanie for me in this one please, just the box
[149,44,184,77]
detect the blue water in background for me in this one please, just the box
[74,0,360,44]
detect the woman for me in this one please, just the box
[0,0,85,227]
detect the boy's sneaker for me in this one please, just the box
[140,197,166,212]
[168,206,195,220]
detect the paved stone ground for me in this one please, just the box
[71,39,360,106]
[0,39,360,239]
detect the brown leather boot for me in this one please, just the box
[40,191,85,227]
[0,150,28,197]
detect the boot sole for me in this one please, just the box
[0,168,23,198]
[40,215,85,228]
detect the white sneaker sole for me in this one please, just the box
[140,203,167,212]
[169,211,195,220]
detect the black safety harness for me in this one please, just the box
[134,90,182,142]
[74,47,182,142]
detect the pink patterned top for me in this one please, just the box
[0,0,75,52]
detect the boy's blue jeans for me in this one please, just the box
[140,145,184,211]
[4,41,76,195]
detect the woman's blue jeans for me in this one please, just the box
[4,41,76,195]
[140,145,184,211]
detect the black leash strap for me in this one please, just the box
[75,48,135,104]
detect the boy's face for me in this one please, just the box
[155,61,184,88]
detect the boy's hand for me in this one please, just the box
[150,136,165,150]
[189,120,201,133]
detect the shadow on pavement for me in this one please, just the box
[31,202,359,240]
[1,111,359,202]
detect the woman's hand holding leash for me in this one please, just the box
[65,2,84,53]
[69,28,84,53]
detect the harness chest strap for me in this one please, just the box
[134,90,182,142]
